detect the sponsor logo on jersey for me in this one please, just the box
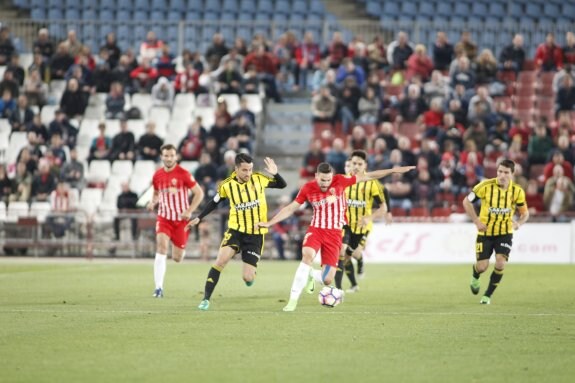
[347,199,367,208]
[488,207,511,215]
[235,200,260,211]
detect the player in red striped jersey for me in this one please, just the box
[257,162,414,311]
[147,144,204,298]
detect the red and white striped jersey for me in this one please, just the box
[152,165,197,221]
[295,174,357,230]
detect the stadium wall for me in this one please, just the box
[365,223,574,264]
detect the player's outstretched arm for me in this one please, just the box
[264,157,287,189]
[185,194,222,230]
[356,165,416,183]
[256,200,301,229]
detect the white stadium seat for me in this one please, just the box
[111,160,134,177]
[219,94,241,115]
[29,201,53,223]
[6,201,30,223]
[86,160,111,184]
[79,188,103,216]
[133,160,156,177]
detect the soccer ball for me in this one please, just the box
[318,286,343,308]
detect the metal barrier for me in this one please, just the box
[3,18,575,59]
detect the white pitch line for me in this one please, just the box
[1,309,574,317]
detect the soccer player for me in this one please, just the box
[187,153,286,311]
[147,144,204,298]
[335,150,392,292]
[257,162,414,312]
[462,159,530,305]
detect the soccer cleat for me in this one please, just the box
[198,299,210,311]
[470,277,480,295]
[282,299,298,312]
[152,288,163,298]
[346,285,360,294]
[357,271,365,280]
[480,296,491,305]
[245,280,254,287]
[305,273,315,294]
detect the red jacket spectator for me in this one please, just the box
[535,33,563,71]
[174,65,200,93]
[243,46,278,75]
[543,151,573,182]
[405,45,434,81]
[508,121,531,150]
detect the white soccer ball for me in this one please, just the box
[318,286,343,308]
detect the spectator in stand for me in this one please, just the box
[422,97,444,138]
[301,139,325,179]
[326,31,348,69]
[552,64,574,94]
[451,56,476,92]
[524,179,544,213]
[9,95,34,133]
[467,86,494,123]
[336,58,365,86]
[243,44,282,103]
[233,96,256,126]
[339,76,362,134]
[88,122,112,163]
[229,114,253,153]
[311,85,337,124]
[137,121,164,162]
[59,78,88,119]
[214,48,245,78]
[556,134,574,164]
[46,181,77,239]
[397,136,417,167]
[406,44,433,82]
[205,33,229,70]
[0,89,16,120]
[423,70,451,106]
[28,51,48,82]
[60,148,84,190]
[208,115,232,148]
[23,68,48,108]
[101,32,121,69]
[295,32,321,90]
[0,164,13,204]
[412,156,437,204]
[366,35,388,70]
[498,34,525,74]
[105,82,126,119]
[486,118,511,154]
[74,45,96,72]
[350,39,370,77]
[8,161,31,203]
[323,68,340,97]
[543,150,573,183]
[46,133,67,174]
[527,123,555,170]
[555,75,575,115]
[368,137,389,170]
[111,55,134,93]
[433,31,454,71]
[217,59,243,96]
[175,62,202,94]
[387,31,414,70]
[65,63,93,93]
[0,69,19,99]
[506,135,527,169]
[455,31,478,61]
[544,165,575,221]
[437,112,464,152]
[311,59,329,95]
[357,87,380,125]
[25,114,48,143]
[154,44,176,80]
[398,83,427,123]
[463,120,489,152]
[113,181,139,245]
[17,144,40,175]
[448,87,470,124]
[92,48,113,93]
[535,33,563,72]
[7,54,25,86]
[109,119,135,161]
[48,109,78,148]
[376,121,398,151]
[384,168,414,210]
[130,57,159,93]
[62,30,82,57]
[325,138,348,174]
[509,118,531,150]
[31,161,57,202]
[216,149,237,181]
[0,26,15,66]
[194,151,218,193]
[475,49,499,88]
[563,32,575,66]
[347,125,370,152]
[151,77,175,109]
[273,33,296,92]
[50,43,74,80]
[233,36,248,57]
[33,28,54,60]
[139,31,164,62]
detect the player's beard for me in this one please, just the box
[163,160,176,170]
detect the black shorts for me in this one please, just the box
[342,225,369,251]
[475,234,513,261]
[220,229,264,267]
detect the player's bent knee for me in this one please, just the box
[323,276,333,285]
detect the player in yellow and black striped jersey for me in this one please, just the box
[462,159,530,305]
[334,150,392,292]
[187,153,286,311]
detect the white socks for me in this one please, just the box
[289,262,311,300]
[312,269,324,284]
[154,253,167,289]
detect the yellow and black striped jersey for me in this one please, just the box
[218,171,273,234]
[345,178,385,234]
[471,178,527,236]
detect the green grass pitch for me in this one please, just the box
[1,259,574,383]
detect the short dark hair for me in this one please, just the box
[160,144,177,153]
[317,162,333,174]
[499,159,515,172]
[350,150,368,162]
[235,153,253,166]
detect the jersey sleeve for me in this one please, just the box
[340,174,357,188]
[152,172,159,191]
[295,184,309,204]
[217,180,229,199]
[183,169,198,189]
[515,187,527,206]
[254,172,272,188]
[371,180,385,204]
[472,180,488,199]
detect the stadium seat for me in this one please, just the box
[6,201,30,223]
[29,202,52,224]
[390,207,407,217]
[194,107,216,131]
[0,201,5,222]
[180,161,200,174]
[131,94,153,115]
[133,160,157,178]
[148,106,171,126]
[112,160,134,177]
[431,207,452,218]
[7,131,28,165]
[410,207,429,217]
[86,160,112,185]
[80,188,103,216]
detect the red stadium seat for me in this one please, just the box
[410,206,429,217]
[431,207,452,217]
[391,207,407,217]
[398,122,421,142]
[514,96,534,109]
